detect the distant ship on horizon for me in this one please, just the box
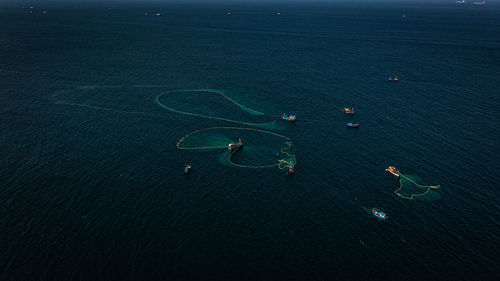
[456,1,487,5]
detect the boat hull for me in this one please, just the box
[344,108,355,114]
[282,114,296,121]
[385,166,401,177]
[229,143,243,153]
[371,209,388,220]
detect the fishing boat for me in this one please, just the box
[371,208,388,220]
[385,166,401,177]
[346,123,360,128]
[282,113,296,121]
[184,164,192,174]
[388,76,399,82]
[344,107,355,114]
[228,138,244,153]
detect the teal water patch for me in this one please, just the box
[155,89,275,127]
[397,174,441,201]
[177,127,294,169]
[179,131,233,150]
[229,145,278,167]
[201,89,265,116]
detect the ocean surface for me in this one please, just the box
[1,1,499,280]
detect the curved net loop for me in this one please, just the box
[394,174,440,200]
[155,89,274,127]
[156,89,297,171]
[176,126,296,170]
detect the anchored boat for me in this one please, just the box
[282,113,296,121]
[346,123,360,128]
[228,138,244,153]
[388,76,399,82]
[344,107,355,114]
[184,164,192,174]
[371,208,388,220]
[385,166,401,177]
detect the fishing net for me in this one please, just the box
[393,173,440,200]
[155,89,296,170]
[277,141,296,170]
[176,127,296,169]
[155,89,276,128]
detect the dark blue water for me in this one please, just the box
[1,2,499,280]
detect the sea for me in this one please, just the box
[1,1,499,280]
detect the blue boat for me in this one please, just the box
[282,113,296,121]
[347,123,360,128]
[371,208,388,220]
[228,138,244,153]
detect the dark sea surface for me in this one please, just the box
[1,1,499,280]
